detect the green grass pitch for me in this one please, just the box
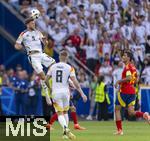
[50,121,150,141]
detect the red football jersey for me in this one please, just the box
[120,63,137,94]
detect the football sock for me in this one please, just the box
[135,111,144,118]
[58,115,67,128]
[50,113,58,125]
[64,113,69,126]
[116,120,122,131]
[71,111,78,125]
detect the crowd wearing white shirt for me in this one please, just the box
[8,0,150,85]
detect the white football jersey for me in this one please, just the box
[16,29,44,53]
[47,62,76,93]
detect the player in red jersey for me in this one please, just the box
[114,50,150,135]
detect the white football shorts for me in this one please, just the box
[28,53,55,74]
[52,91,70,112]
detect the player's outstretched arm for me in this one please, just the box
[68,78,76,89]
[14,42,23,50]
[70,76,87,103]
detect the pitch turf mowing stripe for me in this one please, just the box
[50,121,150,141]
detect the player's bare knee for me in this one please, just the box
[128,106,135,116]
[41,75,46,80]
[128,111,134,117]
[115,105,121,112]
[70,106,76,112]
[128,110,135,117]
[38,72,46,80]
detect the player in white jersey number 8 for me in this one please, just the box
[46,49,87,140]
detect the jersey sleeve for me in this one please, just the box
[16,32,24,44]
[70,67,76,77]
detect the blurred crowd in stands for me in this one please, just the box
[7,0,150,86]
[0,0,150,120]
[0,64,39,115]
[0,64,55,117]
